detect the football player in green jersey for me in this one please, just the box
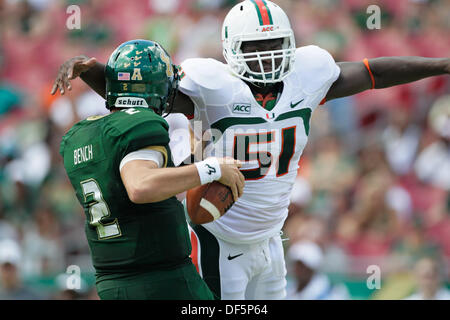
[59,39,244,300]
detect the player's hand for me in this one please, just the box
[217,157,245,202]
[50,55,97,95]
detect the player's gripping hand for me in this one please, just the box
[217,157,245,202]
[51,55,97,95]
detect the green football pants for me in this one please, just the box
[96,262,214,300]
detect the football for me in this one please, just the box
[186,181,235,224]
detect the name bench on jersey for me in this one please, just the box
[74,144,93,165]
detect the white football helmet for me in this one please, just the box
[222,0,296,85]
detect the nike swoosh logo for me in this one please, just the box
[290,99,305,108]
[227,253,243,261]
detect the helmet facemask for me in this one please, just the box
[237,35,295,86]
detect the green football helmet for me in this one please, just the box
[105,39,179,115]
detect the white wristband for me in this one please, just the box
[195,157,222,185]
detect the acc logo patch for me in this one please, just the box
[262,26,274,32]
[232,104,251,114]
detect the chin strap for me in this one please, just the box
[163,89,178,118]
[163,64,181,118]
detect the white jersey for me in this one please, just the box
[165,113,192,166]
[179,45,340,243]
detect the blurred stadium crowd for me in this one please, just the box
[0,0,449,299]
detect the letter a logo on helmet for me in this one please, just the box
[131,68,143,81]
[222,0,296,85]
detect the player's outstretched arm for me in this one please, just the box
[326,57,450,101]
[120,157,245,204]
[51,55,106,97]
[50,55,197,117]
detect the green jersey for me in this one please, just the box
[60,107,191,276]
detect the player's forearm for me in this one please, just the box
[80,61,107,98]
[369,56,449,89]
[129,165,202,204]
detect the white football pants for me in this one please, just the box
[188,223,287,300]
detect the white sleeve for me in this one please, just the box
[178,58,229,121]
[165,113,192,167]
[293,46,340,108]
[178,58,207,122]
[119,149,164,172]
[178,59,203,99]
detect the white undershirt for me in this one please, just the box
[119,149,164,172]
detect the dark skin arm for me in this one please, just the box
[326,57,450,101]
[50,56,101,96]
[80,61,107,98]
[50,55,196,114]
[51,54,449,111]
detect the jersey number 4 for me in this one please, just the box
[233,126,296,180]
[81,179,121,240]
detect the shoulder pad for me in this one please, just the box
[179,58,237,94]
[106,108,170,154]
[290,45,340,94]
[107,108,168,134]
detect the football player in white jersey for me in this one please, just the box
[52,0,450,300]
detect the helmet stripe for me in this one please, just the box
[251,0,273,26]
[262,0,274,24]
